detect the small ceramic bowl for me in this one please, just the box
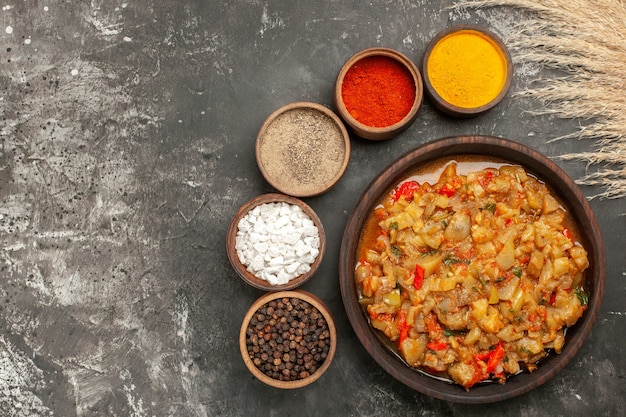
[227,193,326,291]
[256,102,350,197]
[422,25,513,117]
[334,47,423,140]
[239,290,337,389]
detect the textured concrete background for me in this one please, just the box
[1,1,624,416]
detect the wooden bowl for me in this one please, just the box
[227,193,326,291]
[334,47,423,140]
[239,290,337,389]
[339,135,605,403]
[255,102,350,197]
[422,25,513,118]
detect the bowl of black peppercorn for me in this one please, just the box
[239,290,337,389]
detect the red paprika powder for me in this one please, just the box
[341,55,416,128]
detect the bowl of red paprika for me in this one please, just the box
[334,47,424,140]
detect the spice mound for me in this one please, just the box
[426,29,509,109]
[244,296,332,382]
[235,201,320,286]
[256,103,349,197]
[341,55,416,127]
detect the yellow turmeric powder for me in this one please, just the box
[427,30,508,109]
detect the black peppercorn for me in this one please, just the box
[245,296,331,382]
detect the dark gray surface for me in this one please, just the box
[1,1,624,416]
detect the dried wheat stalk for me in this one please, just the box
[453,0,626,199]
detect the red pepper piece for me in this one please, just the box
[393,180,420,201]
[396,309,411,350]
[485,343,505,374]
[413,264,425,290]
[549,291,557,306]
[473,342,505,375]
[563,228,572,240]
[427,340,448,351]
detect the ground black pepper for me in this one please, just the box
[257,106,348,196]
[245,297,331,382]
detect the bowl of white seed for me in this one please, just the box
[227,193,326,291]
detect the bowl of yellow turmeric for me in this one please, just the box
[339,135,605,403]
[422,25,513,118]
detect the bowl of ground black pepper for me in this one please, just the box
[334,47,423,140]
[255,102,351,197]
[240,290,337,389]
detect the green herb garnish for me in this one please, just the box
[443,255,470,266]
[443,329,458,337]
[575,287,589,306]
[482,203,497,213]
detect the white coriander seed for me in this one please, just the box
[236,202,320,285]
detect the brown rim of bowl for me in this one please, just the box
[239,290,338,389]
[421,25,513,118]
[227,193,326,291]
[334,47,424,140]
[339,135,605,403]
[255,102,351,197]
